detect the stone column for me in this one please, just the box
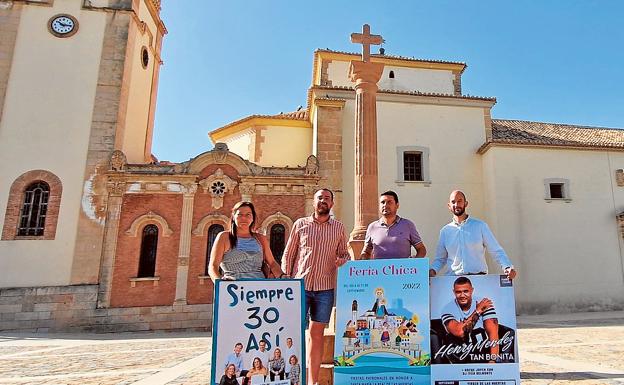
[239,182,255,202]
[173,183,197,305]
[97,181,125,308]
[348,60,384,258]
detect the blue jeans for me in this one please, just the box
[305,289,334,324]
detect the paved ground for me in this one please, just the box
[0,311,622,385]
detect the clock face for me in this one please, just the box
[49,15,78,37]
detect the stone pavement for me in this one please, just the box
[0,311,622,385]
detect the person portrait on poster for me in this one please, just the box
[431,276,516,364]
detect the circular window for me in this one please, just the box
[141,46,149,68]
[210,181,226,196]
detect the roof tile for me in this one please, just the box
[491,119,624,149]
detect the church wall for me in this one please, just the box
[186,162,309,304]
[338,98,488,247]
[0,1,22,124]
[119,0,159,163]
[313,102,347,221]
[482,146,624,313]
[110,194,182,307]
[377,66,455,94]
[186,164,242,305]
[257,125,312,167]
[377,102,487,256]
[0,2,108,287]
[221,129,254,161]
[326,60,455,94]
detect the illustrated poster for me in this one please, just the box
[211,279,306,385]
[334,259,431,385]
[430,274,520,385]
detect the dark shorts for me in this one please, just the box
[305,289,334,324]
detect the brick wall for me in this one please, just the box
[186,165,242,304]
[110,194,182,307]
[0,285,211,333]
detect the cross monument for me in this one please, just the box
[348,24,385,258]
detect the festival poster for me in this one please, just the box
[430,274,520,385]
[334,259,431,385]
[211,279,306,385]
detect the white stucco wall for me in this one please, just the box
[257,125,312,167]
[339,98,488,255]
[221,129,253,160]
[0,2,107,287]
[482,147,624,312]
[120,0,158,163]
[327,60,455,94]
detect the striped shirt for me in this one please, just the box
[282,215,350,291]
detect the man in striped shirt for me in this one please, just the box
[282,188,350,385]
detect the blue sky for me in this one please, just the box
[153,1,624,162]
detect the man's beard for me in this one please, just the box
[316,205,330,215]
[453,207,465,216]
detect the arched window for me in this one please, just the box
[389,70,395,79]
[205,224,224,275]
[138,224,158,277]
[270,224,286,263]
[18,182,50,236]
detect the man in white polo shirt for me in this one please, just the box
[430,190,517,279]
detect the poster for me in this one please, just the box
[211,279,306,385]
[334,259,431,385]
[430,274,520,385]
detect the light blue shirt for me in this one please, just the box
[431,216,513,275]
[224,351,244,372]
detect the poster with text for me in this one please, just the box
[211,279,306,385]
[334,259,431,385]
[430,274,520,385]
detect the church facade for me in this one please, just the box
[0,0,623,332]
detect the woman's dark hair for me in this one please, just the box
[228,201,257,248]
[252,356,264,369]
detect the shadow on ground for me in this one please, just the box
[522,371,624,380]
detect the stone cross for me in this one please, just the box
[347,26,385,258]
[350,24,384,62]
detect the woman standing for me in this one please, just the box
[208,201,284,282]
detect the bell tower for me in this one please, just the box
[0,0,166,288]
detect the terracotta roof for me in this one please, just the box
[315,48,466,67]
[312,85,496,102]
[209,109,309,137]
[488,119,624,150]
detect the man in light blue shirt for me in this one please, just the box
[224,342,245,376]
[429,190,517,279]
